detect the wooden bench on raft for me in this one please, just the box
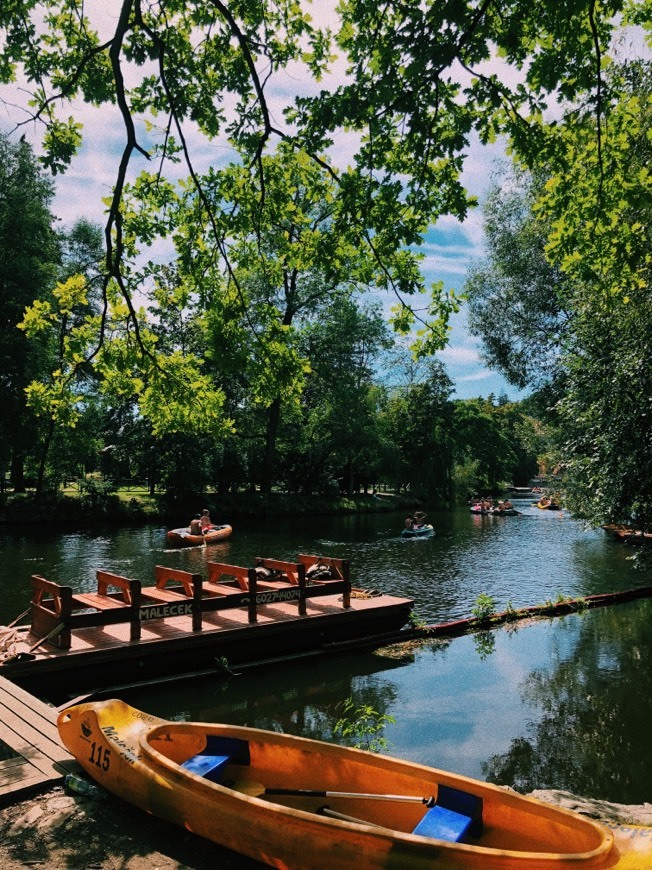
[30,572,143,649]
[204,559,306,622]
[27,555,353,649]
[139,566,204,632]
[297,554,351,609]
[251,554,351,610]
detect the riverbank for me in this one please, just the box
[0,490,417,527]
[1,782,650,870]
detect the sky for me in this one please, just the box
[0,0,529,403]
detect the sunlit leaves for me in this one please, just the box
[24,378,82,427]
[20,269,230,440]
[41,116,83,175]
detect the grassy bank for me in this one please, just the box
[0,489,417,527]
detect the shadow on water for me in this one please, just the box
[1,503,651,803]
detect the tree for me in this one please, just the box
[382,361,455,501]
[33,219,105,492]
[464,170,572,390]
[1,0,640,437]
[534,60,652,528]
[452,399,517,495]
[0,134,59,490]
[464,59,652,526]
[285,297,392,495]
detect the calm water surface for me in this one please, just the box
[1,498,650,803]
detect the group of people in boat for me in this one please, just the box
[404,511,428,530]
[189,508,215,535]
[470,497,515,514]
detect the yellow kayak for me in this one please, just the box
[57,700,645,869]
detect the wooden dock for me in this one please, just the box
[0,676,77,805]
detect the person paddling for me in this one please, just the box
[199,509,213,534]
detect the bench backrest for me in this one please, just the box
[154,565,202,596]
[96,570,139,602]
[254,557,304,586]
[298,553,348,582]
[30,574,75,648]
[206,561,253,591]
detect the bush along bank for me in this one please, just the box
[0,490,418,526]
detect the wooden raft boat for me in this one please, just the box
[57,699,636,869]
[166,524,232,547]
[2,556,413,698]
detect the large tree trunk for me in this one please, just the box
[36,419,55,496]
[11,450,26,493]
[344,450,354,496]
[261,397,281,494]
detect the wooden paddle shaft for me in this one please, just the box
[265,788,435,806]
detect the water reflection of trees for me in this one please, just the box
[236,672,400,746]
[156,653,405,746]
[482,603,652,804]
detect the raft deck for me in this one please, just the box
[1,555,413,700]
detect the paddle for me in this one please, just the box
[264,788,435,807]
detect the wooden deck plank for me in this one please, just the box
[0,680,60,743]
[0,764,51,794]
[0,708,67,776]
[0,676,77,805]
[0,679,71,771]
[0,757,46,787]
[0,698,61,756]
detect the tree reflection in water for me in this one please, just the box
[482,600,652,804]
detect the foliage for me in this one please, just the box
[463,59,652,527]
[380,360,455,501]
[334,697,395,754]
[464,169,571,391]
[452,399,517,494]
[452,455,483,501]
[279,297,392,495]
[0,134,60,489]
[1,0,642,432]
[3,6,650,503]
[472,593,496,623]
[543,62,652,530]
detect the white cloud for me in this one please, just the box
[438,346,480,365]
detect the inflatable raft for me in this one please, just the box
[166,524,232,547]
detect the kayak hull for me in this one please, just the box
[57,699,623,869]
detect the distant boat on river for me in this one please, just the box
[401,524,435,538]
[166,524,232,547]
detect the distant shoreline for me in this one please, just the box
[0,489,420,527]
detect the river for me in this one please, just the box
[1,497,650,804]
